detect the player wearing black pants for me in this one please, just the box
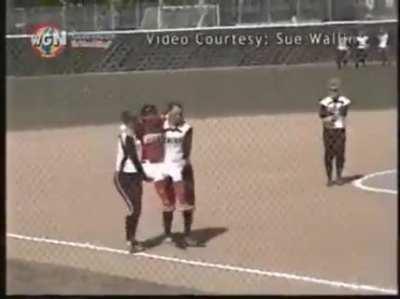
[113,111,149,253]
[319,78,351,187]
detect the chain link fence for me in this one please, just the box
[6,64,398,293]
[6,0,398,34]
[6,21,398,76]
[6,0,398,295]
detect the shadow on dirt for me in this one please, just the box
[143,227,228,250]
[336,174,364,186]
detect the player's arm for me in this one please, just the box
[183,128,193,160]
[339,98,351,117]
[125,135,146,178]
[319,102,334,121]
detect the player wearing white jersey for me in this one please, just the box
[355,30,369,68]
[377,27,390,66]
[336,31,351,69]
[113,111,149,253]
[155,102,198,247]
[319,78,351,187]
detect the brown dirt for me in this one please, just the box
[6,109,397,294]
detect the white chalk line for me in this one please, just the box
[352,169,397,195]
[7,233,397,295]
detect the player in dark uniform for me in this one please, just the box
[113,111,149,253]
[319,78,352,186]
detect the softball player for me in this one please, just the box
[136,104,165,182]
[336,31,351,69]
[319,78,351,187]
[113,111,148,253]
[156,102,198,247]
[377,27,389,66]
[355,30,369,68]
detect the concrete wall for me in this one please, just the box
[7,63,397,131]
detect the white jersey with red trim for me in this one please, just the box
[163,120,192,163]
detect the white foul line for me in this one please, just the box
[352,169,397,195]
[7,233,397,295]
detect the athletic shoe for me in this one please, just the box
[181,235,199,247]
[162,234,174,244]
[327,180,335,187]
[336,178,344,186]
[128,241,145,254]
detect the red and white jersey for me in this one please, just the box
[163,120,192,163]
[378,32,389,48]
[138,115,165,163]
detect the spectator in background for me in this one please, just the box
[377,27,390,66]
[355,29,369,68]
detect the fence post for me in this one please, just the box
[94,0,98,30]
[110,0,116,30]
[267,0,271,23]
[238,0,243,24]
[328,0,333,21]
[60,0,67,30]
[135,0,141,28]
[158,0,164,29]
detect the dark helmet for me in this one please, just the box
[140,104,158,116]
[120,110,136,124]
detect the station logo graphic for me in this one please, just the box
[31,24,67,58]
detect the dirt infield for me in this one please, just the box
[6,107,397,294]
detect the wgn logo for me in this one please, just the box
[31,24,67,58]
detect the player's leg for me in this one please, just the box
[335,129,346,185]
[154,172,176,241]
[343,49,350,66]
[381,48,389,66]
[361,49,367,66]
[162,178,175,242]
[355,50,360,68]
[113,172,144,253]
[336,50,343,69]
[323,129,335,186]
[128,173,144,252]
[170,163,198,247]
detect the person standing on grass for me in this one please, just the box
[319,78,352,187]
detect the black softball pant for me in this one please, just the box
[113,172,143,242]
[323,128,346,177]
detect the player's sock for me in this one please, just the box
[183,210,193,236]
[129,212,140,243]
[163,211,173,236]
[125,215,132,242]
[324,154,333,183]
